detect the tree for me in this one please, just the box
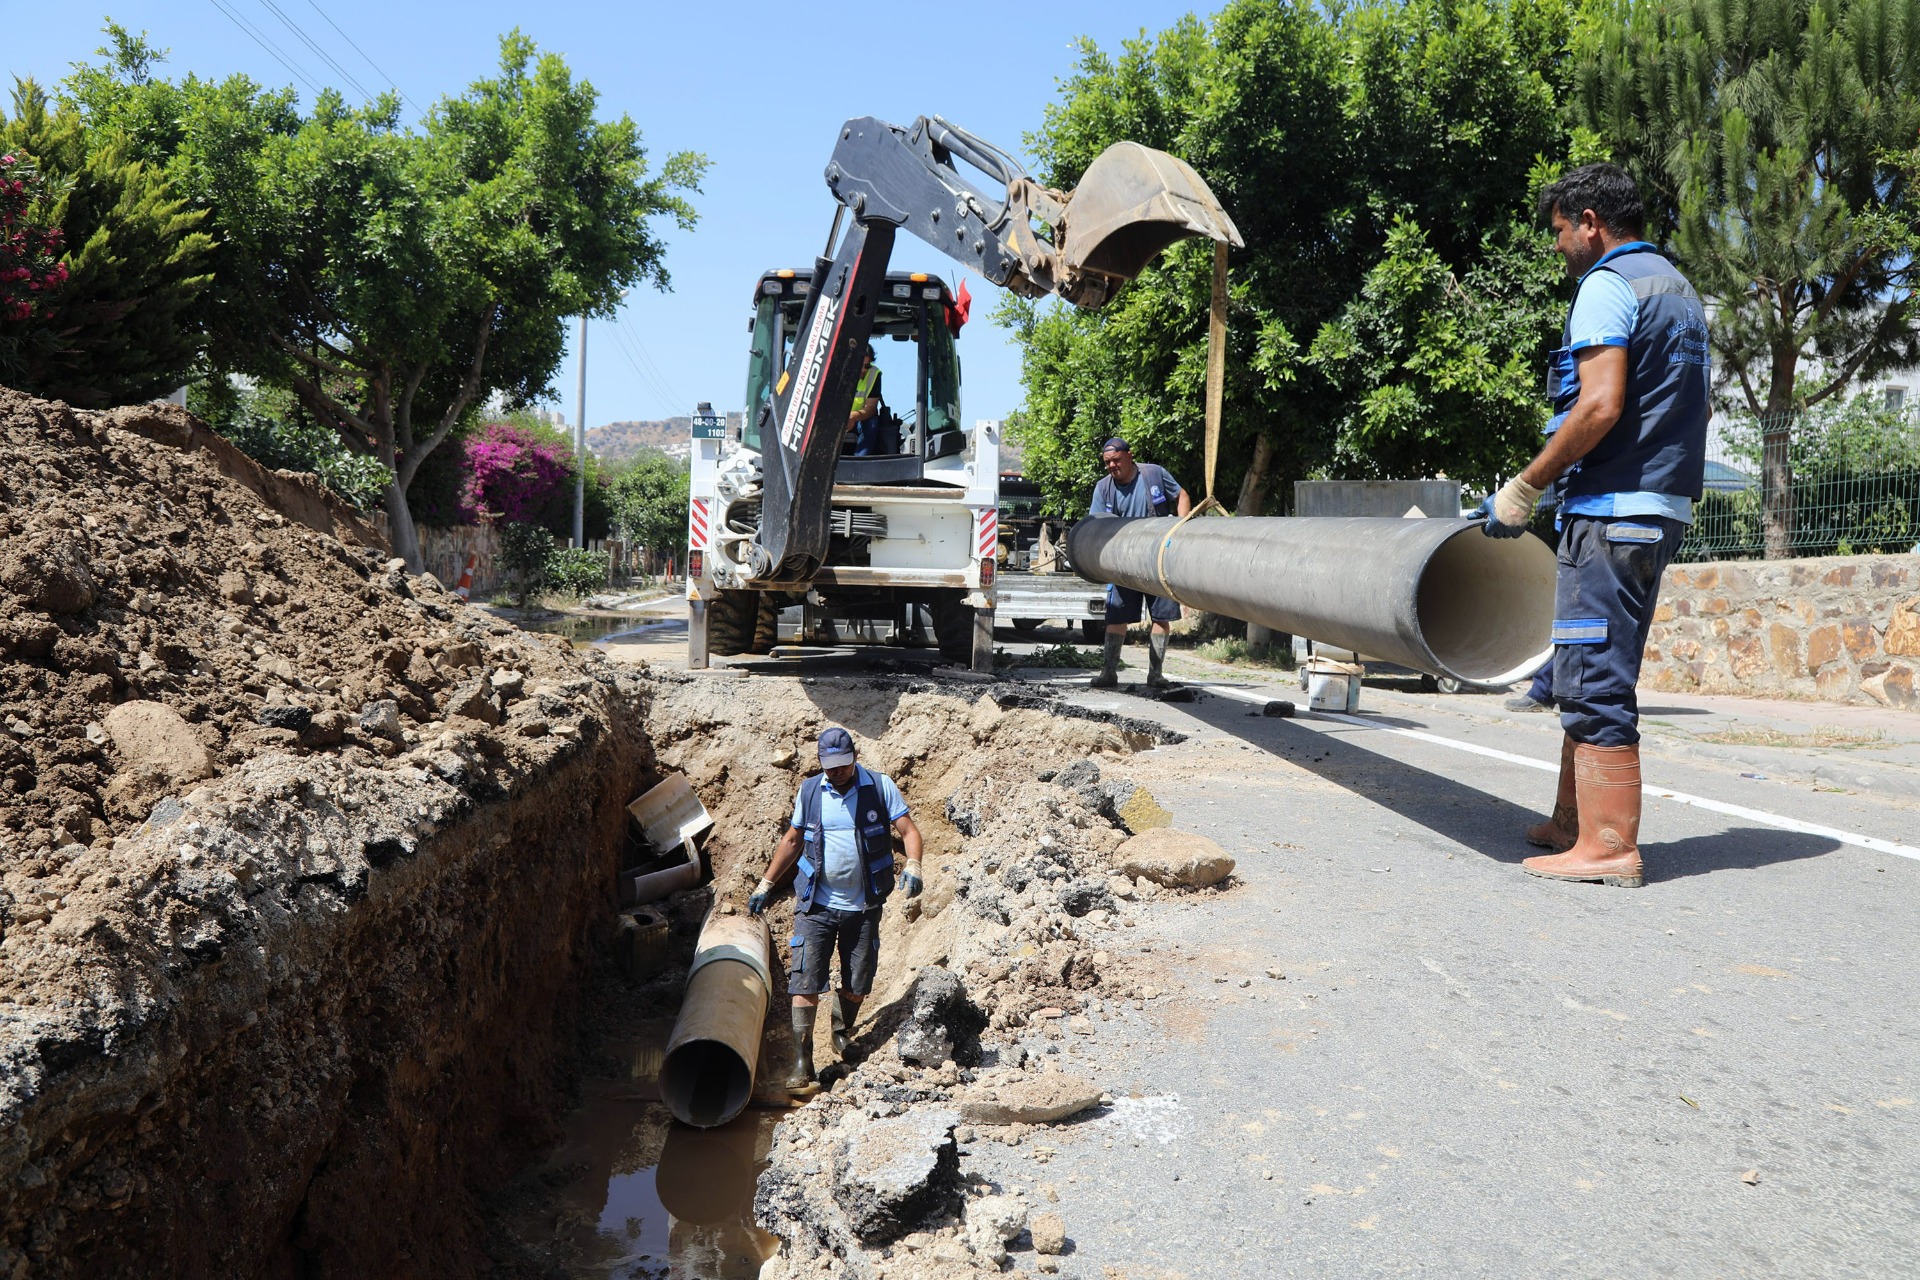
[65,28,706,570]
[0,77,214,406]
[1010,0,1572,517]
[608,456,691,563]
[1009,1,1351,517]
[1309,218,1566,488]
[1569,0,1920,556]
[0,152,67,379]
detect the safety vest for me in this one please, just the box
[1548,244,1711,501]
[794,766,896,911]
[855,366,879,404]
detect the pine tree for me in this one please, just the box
[1570,0,1920,557]
[0,79,214,407]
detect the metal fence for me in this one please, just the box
[1679,398,1920,562]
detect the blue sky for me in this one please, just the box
[10,1,1210,432]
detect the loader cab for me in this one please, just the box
[742,268,964,483]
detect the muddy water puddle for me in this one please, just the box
[519,612,687,648]
[501,1020,780,1279]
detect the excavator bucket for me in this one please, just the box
[1058,142,1244,298]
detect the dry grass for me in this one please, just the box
[1695,725,1888,750]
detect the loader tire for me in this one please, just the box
[931,591,976,664]
[706,590,761,657]
[1080,619,1105,644]
[752,592,782,653]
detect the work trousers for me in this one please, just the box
[1551,514,1686,747]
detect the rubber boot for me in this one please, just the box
[830,993,853,1057]
[1523,743,1644,887]
[1524,734,1578,852]
[1089,631,1123,688]
[785,1004,817,1091]
[1146,631,1172,687]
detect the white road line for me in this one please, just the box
[1199,682,1920,863]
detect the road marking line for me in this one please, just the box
[1199,683,1920,863]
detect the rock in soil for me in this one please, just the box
[955,1073,1102,1126]
[964,1194,1029,1264]
[1114,827,1236,887]
[896,966,987,1066]
[832,1107,965,1245]
[1030,1210,1068,1255]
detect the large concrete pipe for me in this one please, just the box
[1068,516,1556,685]
[660,910,772,1128]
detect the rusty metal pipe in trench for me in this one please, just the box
[660,909,772,1128]
[1068,516,1556,685]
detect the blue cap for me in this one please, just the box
[817,726,857,768]
[1101,436,1130,454]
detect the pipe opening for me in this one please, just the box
[1415,528,1557,682]
[660,1038,753,1129]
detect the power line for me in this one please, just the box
[207,0,322,97]
[619,318,689,410]
[257,0,376,103]
[302,0,420,114]
[606,321,684,417]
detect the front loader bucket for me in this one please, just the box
[1059,142,1244,287]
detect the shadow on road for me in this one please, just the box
[1174,689,1841,881]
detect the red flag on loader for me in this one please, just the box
[945,278,972,333]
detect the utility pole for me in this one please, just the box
[573,313,587,548]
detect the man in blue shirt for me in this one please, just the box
[749,726,923,1090]
[1086,437,1191,688]
[1480,163,1710,889]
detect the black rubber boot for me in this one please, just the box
[1147,631,1172,687]
[786,1004,817,1091]
[1090,632,1123,688]
[831,993,853,1056]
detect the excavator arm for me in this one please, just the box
[748,115,1242,584]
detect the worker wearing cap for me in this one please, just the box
[1087,437,1190,687]
[749,726,923,1090]
[1480,163,1709,889]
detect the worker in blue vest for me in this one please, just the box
[749,726,923,1090]
[1480,162,1709,889]
[1087,436,1191,687]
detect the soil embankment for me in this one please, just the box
[0,389,653,1275]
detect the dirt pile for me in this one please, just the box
[0,388,654,1276]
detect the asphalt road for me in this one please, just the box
[588,607,1918,1277]
[957,667,1918,1280]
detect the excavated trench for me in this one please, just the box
[0,387,1197,1278]
[485,671,1179,1279]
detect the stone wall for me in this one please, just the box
[1643,554,1920,709]
[418,522,502,598]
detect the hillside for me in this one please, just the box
[587,418,689,463]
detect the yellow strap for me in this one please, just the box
[1154,494,1223,599]
[1203,240,1229,503]
[1153,242,1231,600]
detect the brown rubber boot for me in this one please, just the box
[1523,743,1644,887]
[1523,735,1578,852]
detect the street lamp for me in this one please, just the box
[573,313,588,548]
[573,291,628,548]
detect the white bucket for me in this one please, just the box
[1304,659,1363,712]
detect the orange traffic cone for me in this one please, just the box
[454,554,476,601]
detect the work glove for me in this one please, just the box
[747,878,775,916]
[1479,476,1542,539]
[899,865,923,899]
